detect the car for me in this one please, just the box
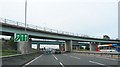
[51,49,56,54]
[44,48,52,54]
[54,49,61,54]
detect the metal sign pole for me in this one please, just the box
[25,0,27,33]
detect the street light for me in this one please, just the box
[25,0,27,33]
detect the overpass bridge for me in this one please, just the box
[0,18,119,54]
[32,40,90,51]
[32,41,89,45]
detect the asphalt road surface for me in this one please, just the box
[23,53,119,67]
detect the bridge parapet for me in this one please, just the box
[0,17,107,39]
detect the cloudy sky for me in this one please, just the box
[0,0,119,39]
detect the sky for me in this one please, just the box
[0,0,119,39]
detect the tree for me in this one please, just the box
[80,46,84,49]
[103,35,110,40]
[86,45,90,50]
[7,38,17,50]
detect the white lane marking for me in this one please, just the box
[70,55,80,59]
[96,56,118,61]
[23,54,43,67]
[63,54,67,56]
[89,60,105,66]
[59,62,64,67]
[104,58,116,61]
[53,54,58,60]
[76,53,117,61]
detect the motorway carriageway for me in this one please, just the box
[22,53,119,67]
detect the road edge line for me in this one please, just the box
[52,54,58,60]
[22,54,43,67]
[70,55,80,59]
[89,60,105,66]
[59,62,64,67]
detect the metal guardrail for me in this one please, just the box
[0,17,115,39]
[73,51,120,57]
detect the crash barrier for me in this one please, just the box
[73,51,120,58]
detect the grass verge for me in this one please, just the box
[0,50,17,56]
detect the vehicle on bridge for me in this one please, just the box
[97,44,120,52]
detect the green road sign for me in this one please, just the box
[14,33,28,42]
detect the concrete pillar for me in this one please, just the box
[78,45,80,51]
[28,38,32,52]
[37,44,40,51]
[75,45,80,51]
[90,42,97,51]
[65,40,72,52]
[17,38,32,54]
[59,44,62,51]
[75,46,77,51]
[72,45,75,50]
[76,46,80,51]
[62,44,65,51]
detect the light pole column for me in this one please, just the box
[25,0,27,32]
[76,45,80,51]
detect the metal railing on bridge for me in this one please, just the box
[0,17,114,39]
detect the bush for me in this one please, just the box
[7,38,17,50]
[2,50,17,56]
[86,46,90,50]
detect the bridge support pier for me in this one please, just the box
[76,46,80,51]
[37,44,40,51]
[17,38,32,54]
[59,44,62,51]
[62,44,65,51]
[65,40,73,52]
[90,42,98,51]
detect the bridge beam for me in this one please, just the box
[17,38,32,54]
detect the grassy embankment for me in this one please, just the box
[0,50,17,56]
[0,49,38,56]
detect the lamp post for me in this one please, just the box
[25,0,27,33]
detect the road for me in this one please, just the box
[23,53,119,67]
